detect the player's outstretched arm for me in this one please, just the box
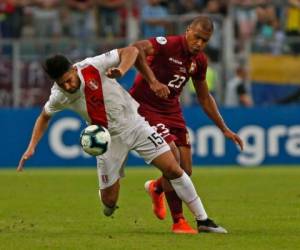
[17,110,51,172]
[131,40,170,99]
[106,46,139,79]
[194,79,244,151]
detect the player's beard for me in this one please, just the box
[191,46,201,54]
[68,76,81,93]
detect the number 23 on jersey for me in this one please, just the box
[168,74,186,89]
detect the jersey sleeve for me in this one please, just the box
[88,49,120,72]
[44,86,64,116]
[149,37,168,55]
[192,54,208,82]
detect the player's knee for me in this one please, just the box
[162,163,183,180]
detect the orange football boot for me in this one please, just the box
[144,180,167,220]
[172,218,198,234]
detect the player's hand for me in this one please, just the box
[17,148,35,172]
[150,80,170,99]
[223,129,244,151]
[106,67,123,78]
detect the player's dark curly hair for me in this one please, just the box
[43,54,72,80]
[190,16,214,33]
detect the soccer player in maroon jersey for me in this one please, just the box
[130,15,244,234]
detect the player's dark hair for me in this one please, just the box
[190,16,214,33]
[43,54,72,80]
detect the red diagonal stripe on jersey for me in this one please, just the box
[82,65,108,128]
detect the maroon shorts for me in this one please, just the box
[138,107,190,147]
[147,121,191,148]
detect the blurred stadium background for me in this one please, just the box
[1,0,300,167]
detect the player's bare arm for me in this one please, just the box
[193,79,244,151]
[132,40,170,99]
[17,109,51,172]
[106,46,139,78]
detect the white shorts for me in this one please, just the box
[96,119,170,189]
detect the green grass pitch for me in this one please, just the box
[0,167,299,250]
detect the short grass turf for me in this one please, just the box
[0,167,299,250]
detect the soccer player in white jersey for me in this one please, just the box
[17,46,227,234]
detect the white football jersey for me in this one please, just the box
[44,49,141,135]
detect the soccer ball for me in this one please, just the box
[80,125,111,156]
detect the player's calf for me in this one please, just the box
[98,189,119,217]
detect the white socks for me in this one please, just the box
[170,172,208,221]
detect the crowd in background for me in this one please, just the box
[1,0,299,54]
[0,0,300,107]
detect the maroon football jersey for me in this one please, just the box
[130,35,207,127]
